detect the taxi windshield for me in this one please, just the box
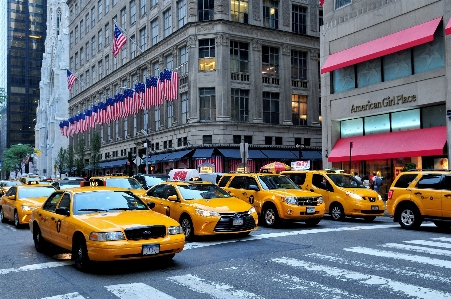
[73,191,149,215]
[2,181,22,187]
[18,187,55,198]
[106,178,144,189]
[327,174,366,188]
[178,184,231,200]
[258,175,300,190]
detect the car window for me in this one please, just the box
[5,187,16,196]
[327,174,365,188]
[177,183,231,200]
[43,193,64,212]
[258,175,299,190]
[285,173,306,185]
[147,184,166,198]
[393,174,418,188]
[312,174,328,190]
[228,176,246,189]
[58,194,71,210]
[443,175,451,191]
[145,176,169,186]
[415,174,442,190]
[163,185,178,199]
[217,176,231,187]
[73,191,148,215]
[106,178,144,189]
[18,187,55,198]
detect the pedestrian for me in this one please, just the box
[372,172,382,192]
[354,172,362,182]
[362,174,370,188]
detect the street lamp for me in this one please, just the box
[349,142,353,174]
[296,144,304,160]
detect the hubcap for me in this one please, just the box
[14,213,19,226]
[181,219,191,237]
[331,206,341,219]
[265,209,275,225]
[401,209,414,225]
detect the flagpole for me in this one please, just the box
[66,69,89,90]
[113,21,144,54]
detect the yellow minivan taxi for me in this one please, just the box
[281,170,384,221]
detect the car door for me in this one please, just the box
[2,187,17,220]
[412,174,442,217]
[160,185,183,220]
[442,175,451,218]
[309,174,332,210]
[38,193,64,243]
[145,184,167,215]
[51,193,72,248]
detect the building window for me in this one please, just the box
[292,94,307,126]
[86,70,90,85]
[231,0,248,23]
[121,44,127,65]
[265,136,272,145]
[233,135,241,144]
[263,91,279,124]
[140,27,147,51]
[86,13,90,33]
[155,106,160,130]
[130,0,136,25]
[105,23,110,45]
[263,0,278,29]
[151,0,158,7]
[262,46,279,76]
[80,20,84,38]
[151,19,159,45]
[98,0,103,20]
[153,62,159,76]
[181,92,189,124]
[106,0,110,13]
[75,53,79,70]
[105,55,110,75]
[98,30,103,50]
[86,42,90,61]
[319,8,323,28]
[275,137,282,145]
[292,5,307,35]
[179,46,188,75]
[121,7,126,29]
[98,60,103,80]
[91,36,96,57]
[164,9,172,38]
[70,31,73,48]
[166,54,173,70]
[75,2,79,15]
[91,6,96,27]
[291,50,307,80]
[199,88,216,121]
[244,135,252,144]
[167,101,174,127]
[140,0,146,16]
[198,0,214,21]
[75,26,79,44]
[131,35,136,58]
[177,0,187,28]
[80,47,84,65]
[335,0,351,10]
[113,0,117,7]
[231,89,249,122]
[92,65,96,83]
[203,135,212,144]
[199,39,215,71]
[230,41,249,73]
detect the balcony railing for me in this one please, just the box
[231,72,250,82]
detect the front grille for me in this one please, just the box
[124,226,166,240]
[214,213,256,232]
[296,197,320,206]
[363,197,377,202]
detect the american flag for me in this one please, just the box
[112,24,127,57]
[320,0,324,6]
[158,71,166,103]
[66,70,77,91]
[143,78,152,109]
[169,70,179,101]
[148,77,159,106]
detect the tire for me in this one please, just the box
[180,216,194,240]
[305,218,321,226]
[14,211,22,228]
[330,203,345,221]
[261,204,279,227]
[398,204,422,229]
[363,216,376,222]
[33,225,48,253]
[433,221,451,229]
[0,208,6,223]
[73,237,91,272]
[160,253,175,262]
[237,231,251,237]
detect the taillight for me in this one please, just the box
[387,190,393,200]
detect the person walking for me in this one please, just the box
[354,172,362,182]
[372,172,382,192]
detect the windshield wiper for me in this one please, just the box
[108,207,132,211]
[77,209,108,212]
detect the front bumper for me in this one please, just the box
[279,204,325,220]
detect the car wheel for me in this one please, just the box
[0,208,6,223]
[73,237,91,272]
[262,205,279,227]
[14,211,21,228]
[433,221,451,229]
[305,218,321,226]
[180,216,194,240]
[330,203,345,221]
[33,225,48,253]
[363,216,376,222]
[160,253,175,262]
[398,204,422,229]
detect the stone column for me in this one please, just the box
[307,49,320,126]
[187,34,198,121]
[281,43,292,125]
[251,39,262,123]
[215,33,231,121]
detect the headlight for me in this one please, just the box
[378,194,383,201]
[247,207,257,215]
[284,196,298,205]
[317,197,324,204]
[21,205,36,211]
[89,231,125,241]
[195,209,220,217]
[345,191,363,200]
[168,226,183,235]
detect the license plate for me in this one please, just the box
[142,244,160,255]
[233,218,244,225]
[306,207,315,214]
[371,206,379,210]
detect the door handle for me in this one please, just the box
[310,189,314,192]
[444,194,451,197]
[51,217,55,221]
[414,192,422,195]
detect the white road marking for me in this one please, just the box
[105,283,175,299]
[431,237,451,243]
[405,239,451,249]
[272,257,451,299]
[343,247,451,269]
[383,242,451,257]
[0,261,72,275]
[184,224,396,250]
[168,274,264,299]
[42,293,85,299]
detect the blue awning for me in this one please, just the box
[248,150,267,159]
[160,150,193,162]
[192,148,214,159]
[290,151,322,160]
[218,148,241,159]
[98,161,113,168]
[110,159,128,167]
[146,153,170,164]
[261,150,296,160]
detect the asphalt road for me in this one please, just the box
[1,215,450,299]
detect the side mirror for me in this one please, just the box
[249,184,259,191]
[147,202,156,209]
[7,195,15,200]
[55,207,70,216]
[167,195,178,201]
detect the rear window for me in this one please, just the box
[218,176,231,187]
[284,173,306,185]
[393,174,418,188]
[415,174,442,190]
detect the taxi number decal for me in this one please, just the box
[56,219,61,233]
[248,195,254,204]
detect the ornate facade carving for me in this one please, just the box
[252,39,261,51]
[282,44,291,55]
[187,35,197,48]
[215,33,229,46]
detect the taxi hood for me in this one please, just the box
[266,189,322,198]
[189,197,253,212]
[21,196,48,207]
[340,187,379,197]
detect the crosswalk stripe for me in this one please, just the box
[405,240,451,249]
[382,243,451,257]
[105,283,175,299]
[168,274,264,299]
[272,257,451,299]
[41,292,85,299]
[343,247,451,268]
[431,237,451,243]
[0,261,72,275]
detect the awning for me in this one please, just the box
[321,17,442,73]
[218,148,241,159]
[261,150,297,160]
[147,153,170,163]
[248,150,267,159]
[328,126,446,162]
[98,161,113,168]
[160,150,193,161]
[446,18,451,35]
[110,159,128,167]
[192,148,214,159]
[290,151,323,160]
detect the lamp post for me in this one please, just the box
[296,144,304,160]
[349,142,353,173]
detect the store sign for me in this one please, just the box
[291,160,310,170]
[351,94,416,113]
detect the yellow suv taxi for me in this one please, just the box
[218,173,325,227]
[386,170,451,229]
[89,175,146,196]
[281,170,384,222]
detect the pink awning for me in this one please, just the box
[321,17,442,74]
[328,126,447,162]
[446,18,451,35]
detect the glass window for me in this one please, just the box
[91,6,96,27]
[230,41,249,73]
[98,60,103,80]
[105,23,110,45]
[199,88,216,121]
[151,19,159,45]
[263,91,279,124]
[383,49,412,81]
[415,174,442,190]
[121,7,126,29]
[80,20,84,38]
[292,94,307,126]
[231,89,249,122]
[140,0,146,16]
[341,118,363,138]
[198,0,214,21]
[391,109,420,132]
[105,55,110,75]
[231,0,248,23]
[151,0,158,6]
[262,46,279,76]
[98,29,103,50]
[80,47,84,65]
[130,0,136,24]
[140,27,147,51]
[335,0,351,10]
[106,0,110,13]
[333,65,355,93]
[131,35,136,58]
[199,39,216,71]
[291,50,307,79]
[364,114,390,135]
[86,13,90,33]
[177,0,187,28]
[163,9,172,38]
[98,0,103,20]
[179,46,188,74]
[181,92,189,124]
[263,0,278,29]
[75,26,79,44]
[113,0,117,6]
[91,36,96,57]
[413,26,445,74]
[422,105,446,128]
[292,5,306,34]
[357,58,381,88]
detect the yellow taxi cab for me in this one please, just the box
[29,182,185,271]
[0,180,23,196]
[0,182,56,228]
[218,173,325,227]
[143,181,258,240]
[89,174,146,196]
[281,170,384,221]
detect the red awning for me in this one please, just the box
[446,18,451,35]
[328,126,447,162]
[321,17,442,74]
